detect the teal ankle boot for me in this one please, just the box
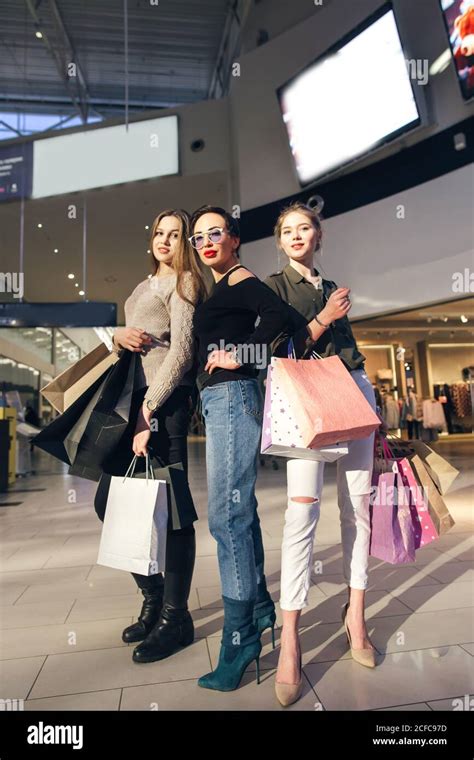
[198,596,262,692]
[253,581,276,649]
[198,640,262,691]
[253,603,276,648]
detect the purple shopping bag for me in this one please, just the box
[369,468,416,565]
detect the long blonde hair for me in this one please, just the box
[149,208,207,306]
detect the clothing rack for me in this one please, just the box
[433,379,473,434]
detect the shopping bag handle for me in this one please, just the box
[287,337,323,361]
[377,431,415,458]
[385,430,415,449]
[381,437,394,460]
[374,432,398,474]
[145,452,155,482]
[123,453,156,483]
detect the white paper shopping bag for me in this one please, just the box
[97,455,168,575]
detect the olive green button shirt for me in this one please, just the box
[264,263,365,371]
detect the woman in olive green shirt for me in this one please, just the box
[264,201,379,707]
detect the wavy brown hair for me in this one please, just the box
[149,208,207,306]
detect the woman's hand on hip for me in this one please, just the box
[114,327,153,353]
[205,348,241,374]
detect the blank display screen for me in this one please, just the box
[32,115,179,198]
[278,6,420,184]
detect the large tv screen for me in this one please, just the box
[278,4,421,185]
[440,0,474,101]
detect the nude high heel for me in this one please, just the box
[275,646,303,707]
[342,602,378,668]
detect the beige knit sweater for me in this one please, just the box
[113,272,196,410]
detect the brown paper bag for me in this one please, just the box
[410,454,455,536]
[409,440,459,495]
[41,342,118,413]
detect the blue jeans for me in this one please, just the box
[200,378,266,602]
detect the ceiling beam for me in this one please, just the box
[47,0,91,120]
[24,0,91,122]
[0,93,179,110]
[208,0,252,99]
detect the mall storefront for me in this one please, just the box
[352,297,474,440]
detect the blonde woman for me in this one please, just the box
[95,208,206,664]
[265,201,379,706]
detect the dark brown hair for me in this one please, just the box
[190,205,241,257]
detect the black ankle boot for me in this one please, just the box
[132,527,195,663]
[122,572,164,644]
[132,604,194,662]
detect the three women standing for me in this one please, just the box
[95,200,378,704]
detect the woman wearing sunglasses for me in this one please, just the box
[189,205,293,692]
[95,208,206,664]
[264,201,378,706]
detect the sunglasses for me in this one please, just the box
[188,227,226,250]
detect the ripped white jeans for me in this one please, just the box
[280,369,376,610]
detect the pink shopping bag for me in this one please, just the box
[396,458,439,549]
[260,359,348,461]
[369,468,416,564]
[375,436,455,539]
[262,354,380,451]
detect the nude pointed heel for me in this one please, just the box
[342,602,378,669]
[275,651,303,707]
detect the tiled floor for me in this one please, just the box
[0,438,473,711]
